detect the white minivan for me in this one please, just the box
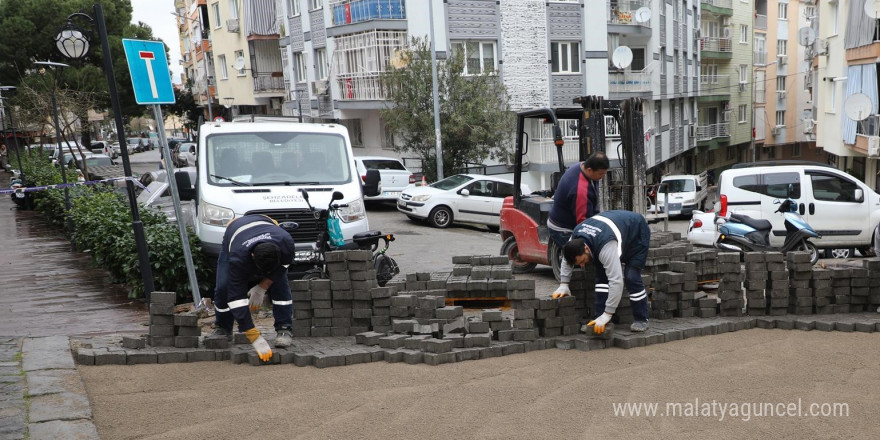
[174,121,380,271]
[717,162,880,253]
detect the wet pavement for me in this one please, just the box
[0,172,148,337]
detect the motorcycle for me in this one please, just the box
[715,195,821,265]
[291,189,400,286]
[9,174,31,209]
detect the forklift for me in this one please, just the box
[499,96,647,280]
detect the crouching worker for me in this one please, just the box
[562,210,651,335]
[212,214,296,361]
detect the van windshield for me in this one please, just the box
[205,132,351,186]
[660,179,695,193]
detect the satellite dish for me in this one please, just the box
[232,56,246,71]
[611,46,633,70]
[865,0,880,19]
[844,93,873,122]
[797,27,816,46]
[634,7,651,24]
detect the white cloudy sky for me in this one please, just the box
[131,0,183,84]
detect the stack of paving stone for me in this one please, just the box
[687,248,720,282]
[695,291,718,318]
[644,235,691,278]
[829,266,852,314]
[444,255,513,298]
[290,280,314,337]
[534,296,579,337]
[718,252,745,316]
[329,250,378,336]
[650,270,684,319]
[307,279,334,337]
[173,312,201,348]
[786,251,814,315]
[671,261,699,317]
[569,266,595,324]
[148,291,178,347]
[811,267,834,314]
[763,252,789,316]
[864,259,880,311]
[848,265,870,312]
[369,285,395,334]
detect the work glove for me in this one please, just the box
[587,312,613,335]
[248,284,267,312]
[244,328,273,362]
[552,283,571,299]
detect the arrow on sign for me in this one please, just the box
[139,51,158,99]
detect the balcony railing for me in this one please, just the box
[700,75,731,95]
[332,0,406,26]
[696,122,731,141]
[607,0,650,25]
[609,69,652,93]
[701,0,732,9]
[754,51,767,66]
[253,74,285,92]
[699,37,732,52]
[755,14,767,31]
[337,74,386,100]
[857,115,880,137]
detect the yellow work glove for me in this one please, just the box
[587,312,613,335]
[551,283,571,299]
[244,328,273,362]
[248,285,267,312]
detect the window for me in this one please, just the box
[212,2,221,28]
[831,3,839,35]
[465,180,495,197]
[727,147,737,160]
[288,0,300,16]
[234,50,245,75]
[494,182,515,198]
[551,42,580,74]
[739,64,748,83]
[362,159,406,171]
[778,3,788,20]
[294,52,307,82]
[339,119,362,146]
[777,76,786,93]
[309,0,322,10]
[630,48,646,71]
[804,6,815,18]
[776,110,785,126]
[605,115,620,137]
[792,144,801,157]
[450,41,497,75]
[229,0,239,19]
[218,54,228,79]
[315,48,328,80]
[810,173,861,202]
[738,104,747,123]
[740,25,748,43]
[777,40,787,56]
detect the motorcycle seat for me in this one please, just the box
[730,213,772,231]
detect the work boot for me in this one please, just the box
[630,321,649,332]
[208,327,233,341]
[275,328,294,348]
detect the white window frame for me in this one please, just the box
[451,40,498,75]
[551,41,581,74]
[309,0,322,11]
[804,6,816,19]
[218,54,228,80]
[827,81,837,113]
[294,52,307,83]
[777,39,787,56]
[738,104,747,123]
[228,0,239,19]
[315,48,328,80]
[288,0,300,16]
[740,25,748,44]
[212,2,221,29]
[234,50,246,76]
[776,110,786,127]
[777,76,786,92]
[831,3,839,36]
[778,3,788,20]
[739,64,748,83]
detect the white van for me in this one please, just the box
[656,173,710,216]
[174,121,380,269]
[717,162,880,252]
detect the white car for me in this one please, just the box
[397,174,530,230]
[687,210,719,247]
[354,156,414,201]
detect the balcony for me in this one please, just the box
[754,51,767,66]
[253,73,285,93]
[755,14,767,31]
[854,115,880,154]
[607,0,651,36]
[700,37,732,59]
[331,0,406,26]
[609,69,652,94]
[696,122,731,141]
[699,75,731,97]
[336,74,385,101]
[701,0,732,14]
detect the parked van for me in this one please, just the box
[717,162,880,252]
[656,172,710,216]
[174,121,380,272]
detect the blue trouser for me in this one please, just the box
[214,248,293,332]
[594,264,649,323]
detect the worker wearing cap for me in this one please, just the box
[212,214,295,361]
[548,151,609,297]
[562,210,651,334]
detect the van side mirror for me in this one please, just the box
[363,169,381,197]
[175,171,196,201]
[855,188,864,202]
[696,185,702,192]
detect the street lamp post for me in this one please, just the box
[0,86,25,176]
[56,4,155,297]
[172,12,213,121]
[223,97,235,120]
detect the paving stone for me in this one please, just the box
[22,337,75,371]
[204,337,230,349]
[126,350,158,365]
[420,338,453,353]
[27,420,98,440]
[378,334,409,349]
[402,350,424,365]
[176,326,202,337]
[575,338,608,351]
[292,352,315,367]
[187,350,217,363]
[157,351,187,364]
[464,333,491,348]
[174,336,200,348]
[122,336,146,349]
[25,370,86,397]
[835,322,855,332]
[814,320,835,332]
[479,345,503,359]
[500,342,525,356]
[75,350,95,366]
[28,392,91,423]
[94,351,126,366]
[854,322,876,333]
[794,319,816,331]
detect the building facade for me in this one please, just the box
[176,0,219,120]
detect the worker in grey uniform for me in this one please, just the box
[562,210,651,334]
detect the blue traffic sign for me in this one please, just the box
[122,39,175,105]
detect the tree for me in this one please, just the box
[163,89,201,133]
[380,37,515,181]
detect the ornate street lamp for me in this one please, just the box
[56,5,155,297]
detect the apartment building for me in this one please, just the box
[175,0,219,119]
[696,0,753,174]
[753,0,824,163]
